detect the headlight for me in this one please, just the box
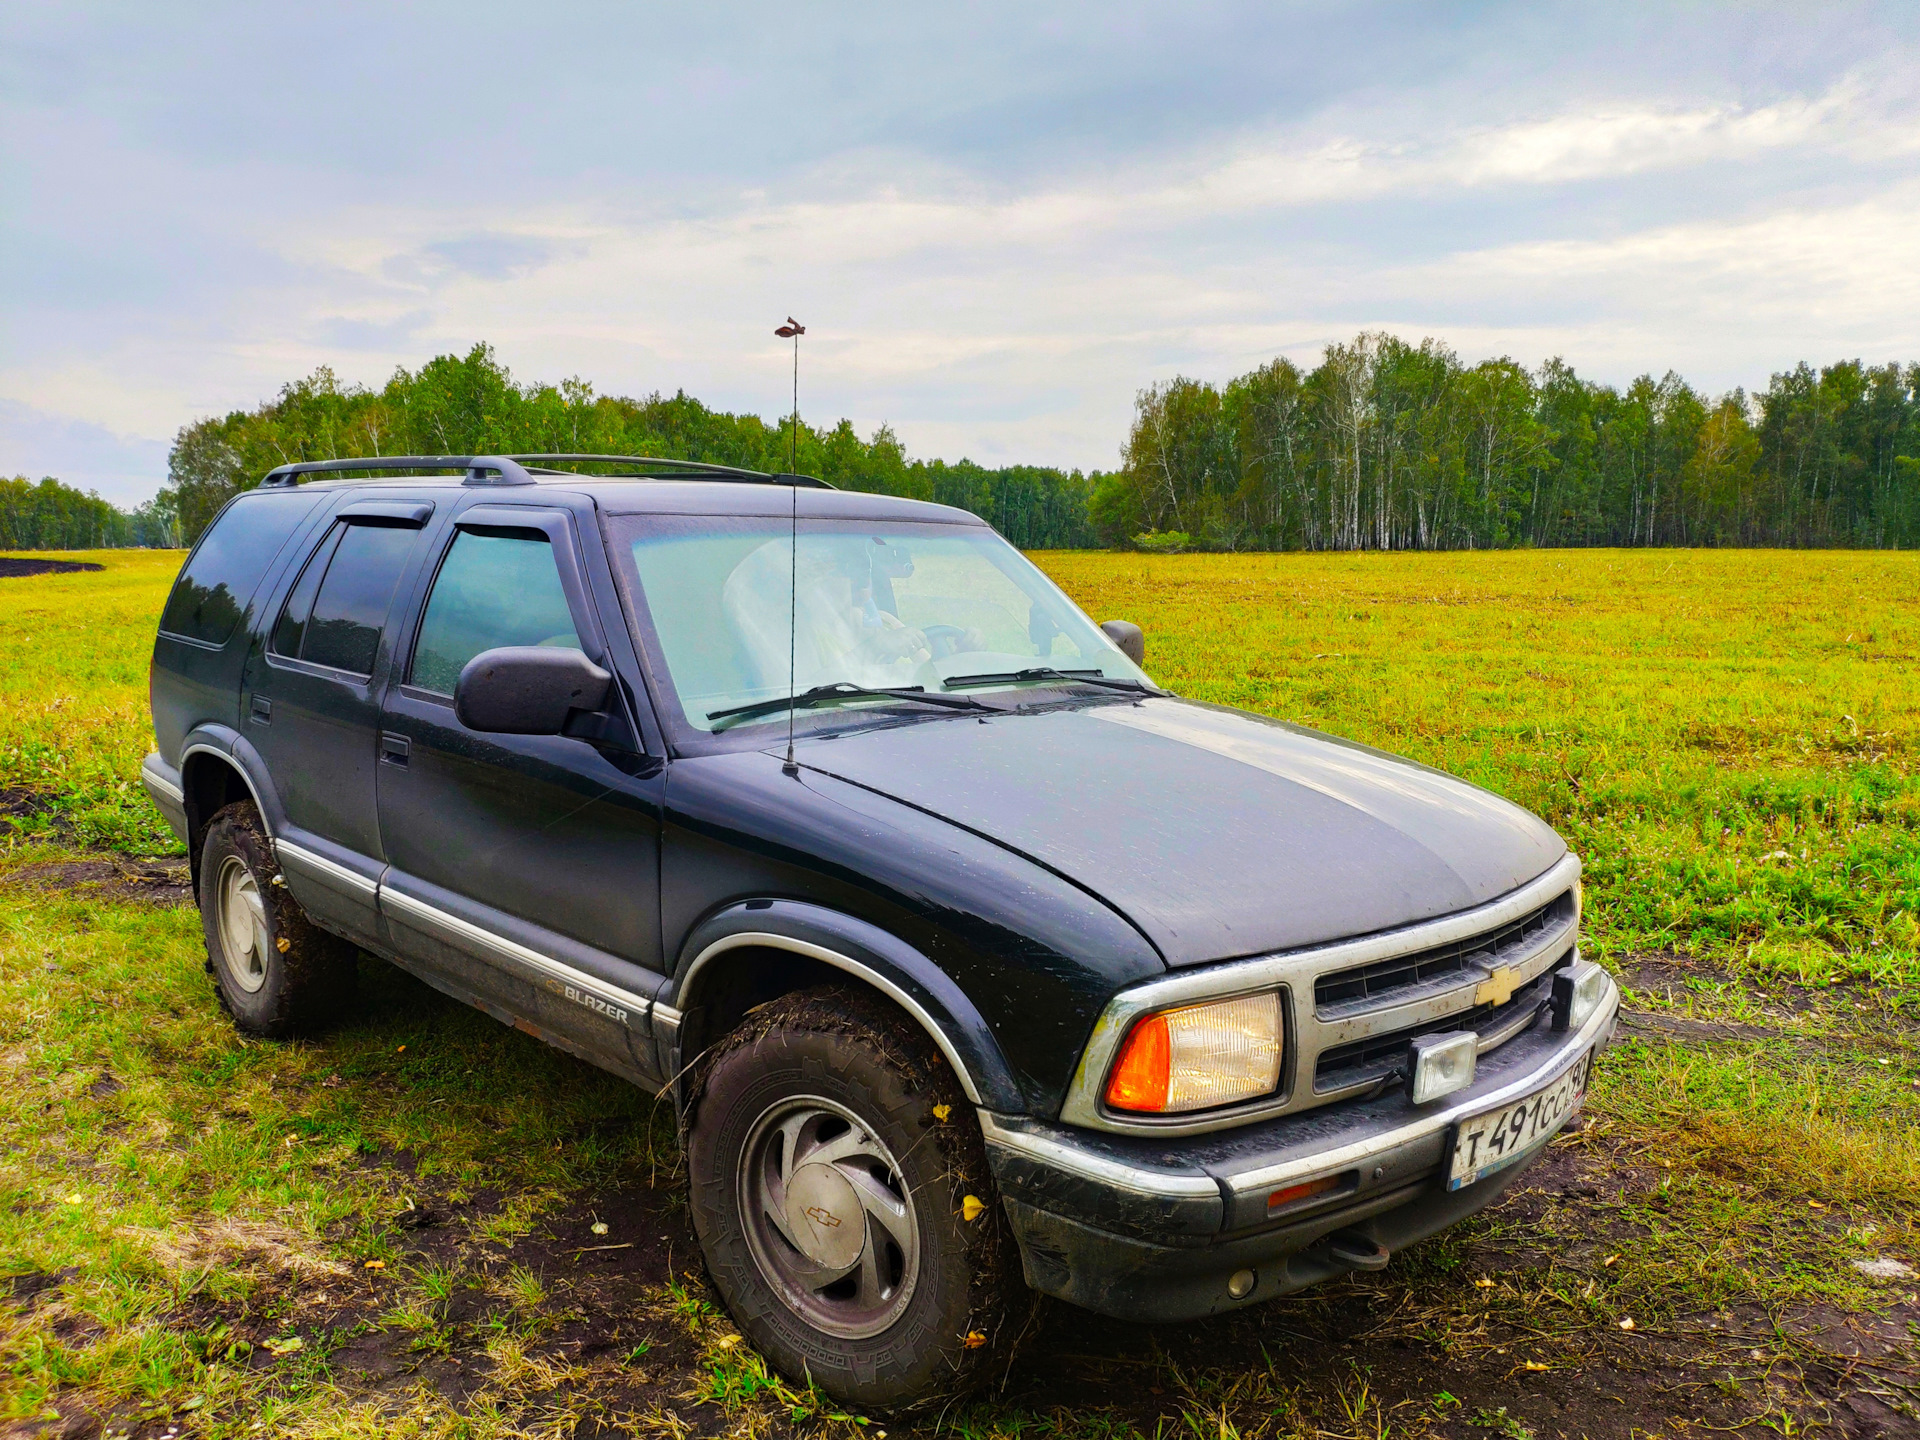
[1104,992,1282,1114]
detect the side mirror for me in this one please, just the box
[455,646,613,735]
[1100,620,1146,666]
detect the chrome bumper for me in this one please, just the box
[981,972,1619,1320]
[140,753,189,844]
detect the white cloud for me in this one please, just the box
[1425,182,1920,337]
[0,398,170,506]
[5,19,1919,495]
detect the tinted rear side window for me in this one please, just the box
[271,521,418,676]
[410,531,580,694]
[159,493,320,645]
[270,525,343,659]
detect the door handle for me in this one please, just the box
[249,695,272,724]
[379,732,410,767]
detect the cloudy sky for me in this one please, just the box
[5,2,1918,506]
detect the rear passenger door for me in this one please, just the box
[373,499,668,1086]
[245,497,439,946]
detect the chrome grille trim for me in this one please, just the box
[1305,904,1576,1048]
[1057,852,1581,1137]
[1315,893,1572,1018]
[1313,971,1555,1090]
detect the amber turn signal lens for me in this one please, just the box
[1105,1011,1171,1112]
[1103,992,1283,1114]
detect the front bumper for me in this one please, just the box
[981,972,1619,1321]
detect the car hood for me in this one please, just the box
[793,697,1566,968]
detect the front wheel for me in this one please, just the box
[685,987,1025,1414]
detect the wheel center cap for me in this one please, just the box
[784,1163,864,1270]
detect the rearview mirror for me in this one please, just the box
[1100,620,1146,666]
[455,646,613,735]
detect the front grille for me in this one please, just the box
[1312,971,1554,1092]
[1314,891,1573,1016]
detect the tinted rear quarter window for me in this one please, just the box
[270,525,343,659]
[160,493,320,645]
[298,523,420,675]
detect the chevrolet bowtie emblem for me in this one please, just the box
[1474,966,1521,1007]
[804,1206,842,1228]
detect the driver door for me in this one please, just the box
[374,498,668,1086]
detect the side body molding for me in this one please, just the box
[671,900,1024,1112]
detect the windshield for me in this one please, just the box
[612,515,1149,734]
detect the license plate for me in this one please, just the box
[1446,1050,1590,1191]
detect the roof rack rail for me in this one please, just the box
[260,456,537,488]
[508,453,783,481]
[258,454,832,489]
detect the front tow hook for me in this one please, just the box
[1327,1231,1391,1272]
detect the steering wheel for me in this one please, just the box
[921,624,968,661]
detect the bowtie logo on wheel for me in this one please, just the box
[804,1206,843,1228]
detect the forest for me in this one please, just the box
[7,337,1917,552]
[0,475,176,551]
[155,346,1099,549]
[1099,335,1920,551]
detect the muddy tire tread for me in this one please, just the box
[683,985,1030,1415]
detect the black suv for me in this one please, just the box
[143,454,1618,1411]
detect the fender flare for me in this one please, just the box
[669,899,1024,1112]
[179,725,287,839]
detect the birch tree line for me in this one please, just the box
[0,475,177,549]
[156,346,1099,549]
[15,336,1917,553]
[1094,333,1920,550]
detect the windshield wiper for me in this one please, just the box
[708,682,992,729]
[941,667,1166,696]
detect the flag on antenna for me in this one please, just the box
[775,319,805,337]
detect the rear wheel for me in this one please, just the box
[197,802,355,1035]
[685,987,1025,1414]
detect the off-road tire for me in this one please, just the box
[197,801,355,1036]
[684,986,1027,1415]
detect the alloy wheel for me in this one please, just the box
[215,855,271,994]
[738,1095,920,1339]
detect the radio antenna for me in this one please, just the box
[774,318,805,776]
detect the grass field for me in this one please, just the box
[2,548,1917,1438]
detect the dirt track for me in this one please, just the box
[0,557,105,577]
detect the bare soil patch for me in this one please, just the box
[1,856,192,906]
[0,786,83,849]
[1617,1009,1784,1043]
[992,1142,1919,1439]
[1615,949,1887,1023]
[83,1178,716,1440]
[0,557,104,578]
[0,788,57,823]
[1614,951,1722,998]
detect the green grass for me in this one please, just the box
[11,547,1920,980]
[0,550,185,852]
[1,547,1916,1436]
[0,875,674,1435]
